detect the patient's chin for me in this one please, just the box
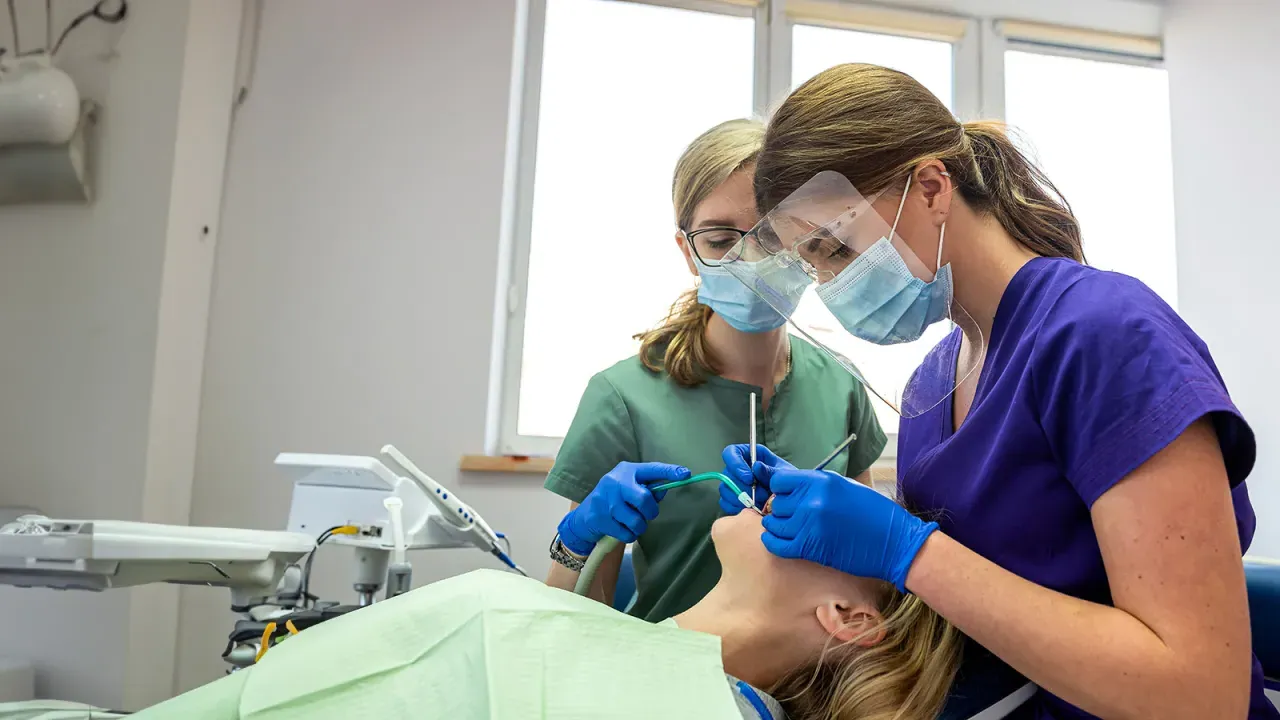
[710,515,733,544]
[710,512,766,568]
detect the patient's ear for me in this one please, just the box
[816,601,885,647]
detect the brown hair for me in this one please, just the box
[635,118,766,386]
[755,63,1084,263]
[774,582,962,720]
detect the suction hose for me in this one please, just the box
[572,471,747,596]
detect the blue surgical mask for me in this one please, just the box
[814,176,953,345]
[695,256,797,333]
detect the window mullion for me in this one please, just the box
[758,0,790,115]
[979,19,1007,120]
[953,18,982,122]
[497,0,550,455]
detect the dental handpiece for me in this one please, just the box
[749,392,758,508]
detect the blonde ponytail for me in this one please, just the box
[637,288,716,385]
[960,120,1083,262]
[635,118,765,386]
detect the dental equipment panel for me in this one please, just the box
[0,445,521,671]
[0,518,312,606]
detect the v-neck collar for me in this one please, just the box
[702,337,795,398]
[938,257,1046,442]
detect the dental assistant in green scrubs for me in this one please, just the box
[543,119,885,622]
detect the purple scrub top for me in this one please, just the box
[898,257,1276,719]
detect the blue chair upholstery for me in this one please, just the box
[613,549,637,612]
[1246,559,1280,681]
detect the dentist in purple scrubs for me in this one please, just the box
[719,64,1277,719]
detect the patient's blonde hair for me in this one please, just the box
[634,118,765,386]
[773,582,962,720]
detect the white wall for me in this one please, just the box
[175,0,567,691]
[1165,0,1280,557]
[0,0,241,708]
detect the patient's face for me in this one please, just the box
[711,510,886,611]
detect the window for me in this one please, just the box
[1004,50,1177,306]
[500,0,1168,458]
[511,0,754,448]
[791,24,955,99]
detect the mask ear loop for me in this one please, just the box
[936,223,946,274]
[889,175,911,241]
[935,170,951,275]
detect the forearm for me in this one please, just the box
[905,533,1243,720]
[544,544,622,607]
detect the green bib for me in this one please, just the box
[132,571,745,719]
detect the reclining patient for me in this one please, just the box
[118,511,958,720]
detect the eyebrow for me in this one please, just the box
[694,219,744,229]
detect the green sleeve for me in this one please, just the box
[845,383,887,477]
[544,372,638,503]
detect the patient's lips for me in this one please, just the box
[762,494,775,515]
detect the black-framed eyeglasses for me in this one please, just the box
[683,226,749,267]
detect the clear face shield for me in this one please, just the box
[713,171,985,419]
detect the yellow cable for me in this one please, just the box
[330,525,359,536]
[254,622,277,663]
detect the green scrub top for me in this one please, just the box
[544,336,886,622]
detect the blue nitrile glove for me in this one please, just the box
[557,462,691,556]
[719,444,794,516]
[760,467,938,592]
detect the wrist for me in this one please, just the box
[556,515,596,556]
[559,536,591,558]
[903,527,945,594]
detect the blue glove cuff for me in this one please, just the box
[557,512,596,557]
[889,520,939,593]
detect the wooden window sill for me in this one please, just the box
[460,454,898,479]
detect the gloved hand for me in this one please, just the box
[557,462,690,556]
[718,444,794,516]
[760,467,938,592]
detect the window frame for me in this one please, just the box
[492,0,1165,459]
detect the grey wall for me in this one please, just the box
[174,0,566,691]
[0,0,241,706]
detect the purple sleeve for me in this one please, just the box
[1031,276,1255,506]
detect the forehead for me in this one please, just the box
[691,169,759,228]
[752,170,883,235]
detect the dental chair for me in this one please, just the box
[1246,558,1280,705]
